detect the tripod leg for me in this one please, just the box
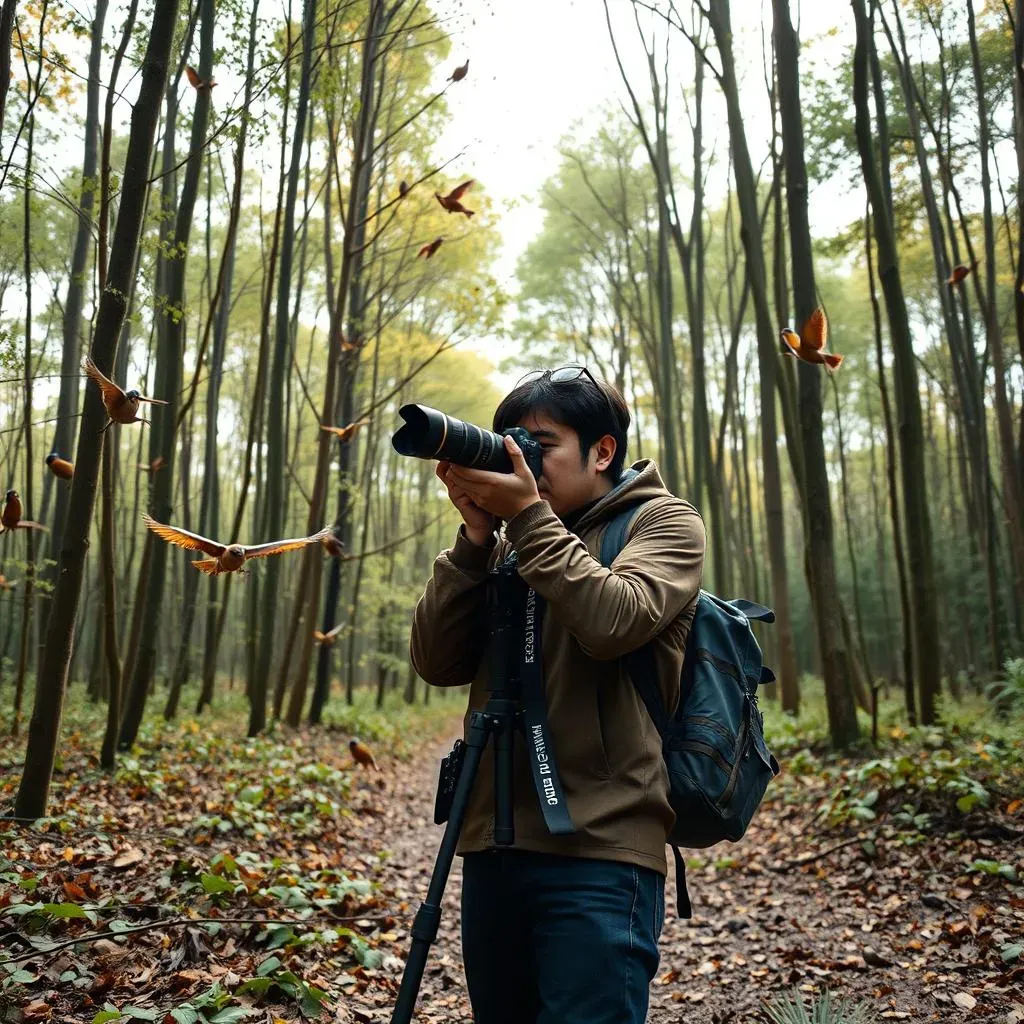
[390,711,492,1024]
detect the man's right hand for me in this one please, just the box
[436,460,495,546]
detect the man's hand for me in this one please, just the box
[445,434,542,521]
[436,460,496,544]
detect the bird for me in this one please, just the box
[0,574,17,591]
[321,417,371,443]
[185,65,216,92]
[1,490,47,534]
[417,237,444,260]
[340,333,365,353]
[780,307,843,370]
[141,513,331,576]
[138,456,166,474]
[313,622,344,647]
[946,263,972,287]
[83,355,168,432]
[448,59,469,82]
[435,180,475,218]
[45,453,74,481]
[321,532,346,559]
[398,180,411,199]
[349,738,379,771]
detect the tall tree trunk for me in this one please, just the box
[773,0,860,746]
[852,0,940,724]
[0,0,15,132]
[14,0,180,818]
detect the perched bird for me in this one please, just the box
[1,490,47,534]
[448,59,469,82]
[321,533,346,559]
[141,513,331,576]
[349,738,379,771]
[84,355,168,432]
[45,453,74,481]
[435,179,475,218]
[185,65,216,92]
[138,456,167,474]
[341,333,365,353]
[417,237,444,260]
[0,574,17,591]
[780,307,843,371]
[321,417,371,443]
[398,180,411,198]
[313,622,344,647]
[946,263,972,287]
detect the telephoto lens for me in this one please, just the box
[391,404,543,479]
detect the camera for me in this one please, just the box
[391,404,544,480]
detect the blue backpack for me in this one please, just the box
[599,498,781,918]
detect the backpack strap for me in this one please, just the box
[671,845,692,919]
[727,598,775,623]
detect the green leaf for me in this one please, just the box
[108,919,134,933]
[861,789,879,808]
[235,977,273,998]
[122,1007,158,1021]
[998,864,1019,883]
[43,901,89,919]
[91,1012,124,1024]
[236,786,265,805]
[1001,943,1023,962]
[200,873,235,895]
[257,955,282,977]
[169,1008,199,1024]
[300,983,327,1018]
[956,794,980,813]
[207,1007,250,1023]
[6,969,36,984]
[264,925,295,950]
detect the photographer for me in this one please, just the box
[409,366,706,1024]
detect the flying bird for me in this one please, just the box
[448,60,469,82]
[313,622,344,647]
[1,490,47,534]
[321,533,346,559]
[83,355,168,432]
[0,574,17,591]
[349,738,379,771]
[185,65,216,92]
[435,180,475,218]
[398,180,411,198]
[417,237,444,260]
[321,417,371,443]
[141,513,330,576]
[780,307,843,371]
[946,264,972,287]
[45,453,74,481]
[138,456,167,474]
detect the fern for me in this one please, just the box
[761,987,876,1024]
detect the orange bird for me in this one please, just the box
[398,180,411,199]
[1,490,47,534]
[138,456,167,474]
[321,532,346,559]
[321,417,371,443]
[417,237,444,260]
[313,622,344,647]
[435,180,475,218]
[185,65,216,92]
[448,59,469,82]
[780,307,843,371]
[45,453,74,481]
[84,355,168,431]
[349,738,379,771]
[341,333,366,353]
[947,264,972,287]
[141,513,330,576]
[0,574,17,591]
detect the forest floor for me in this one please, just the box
[1,690,1023,1024]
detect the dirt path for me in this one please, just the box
[365,721,1023,1024]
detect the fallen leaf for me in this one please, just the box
[953,992,977,1010]
[112,847,144,869]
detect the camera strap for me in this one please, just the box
[513,560,576,836]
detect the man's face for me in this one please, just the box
[515,410,617,519]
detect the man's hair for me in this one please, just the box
[492,370,631,480]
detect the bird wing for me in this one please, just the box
[142,513,225,557]
[447,179,474,202]
[243,527,331,560]
[137,394,169,405]
[326,621,345,639]
[780,329,802,356]
[185,65,201,88]
[18,521,48,532]
[84,356,126,405]
[320,424,344,437]
[800,306,828,350]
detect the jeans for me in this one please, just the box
[460,849,665,1024]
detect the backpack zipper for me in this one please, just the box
[719,705,750,806]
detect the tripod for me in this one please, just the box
[390,556,572,1023]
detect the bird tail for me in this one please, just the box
[464,210,475,218]
[192,558,221,575]
[823,352,844,370]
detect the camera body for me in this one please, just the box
[391,404,544,480]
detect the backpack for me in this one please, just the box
[599,497,781,919]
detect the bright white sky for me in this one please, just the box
[426,0,855,386]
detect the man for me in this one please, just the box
[410,365,706,1024]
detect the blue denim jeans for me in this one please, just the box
[460,849,665,1024]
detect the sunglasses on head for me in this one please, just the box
[513,363,619,433]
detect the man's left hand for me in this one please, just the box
[445,434,542,520]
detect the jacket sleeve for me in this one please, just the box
[409,524,496,687]
[503,496,706,661]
